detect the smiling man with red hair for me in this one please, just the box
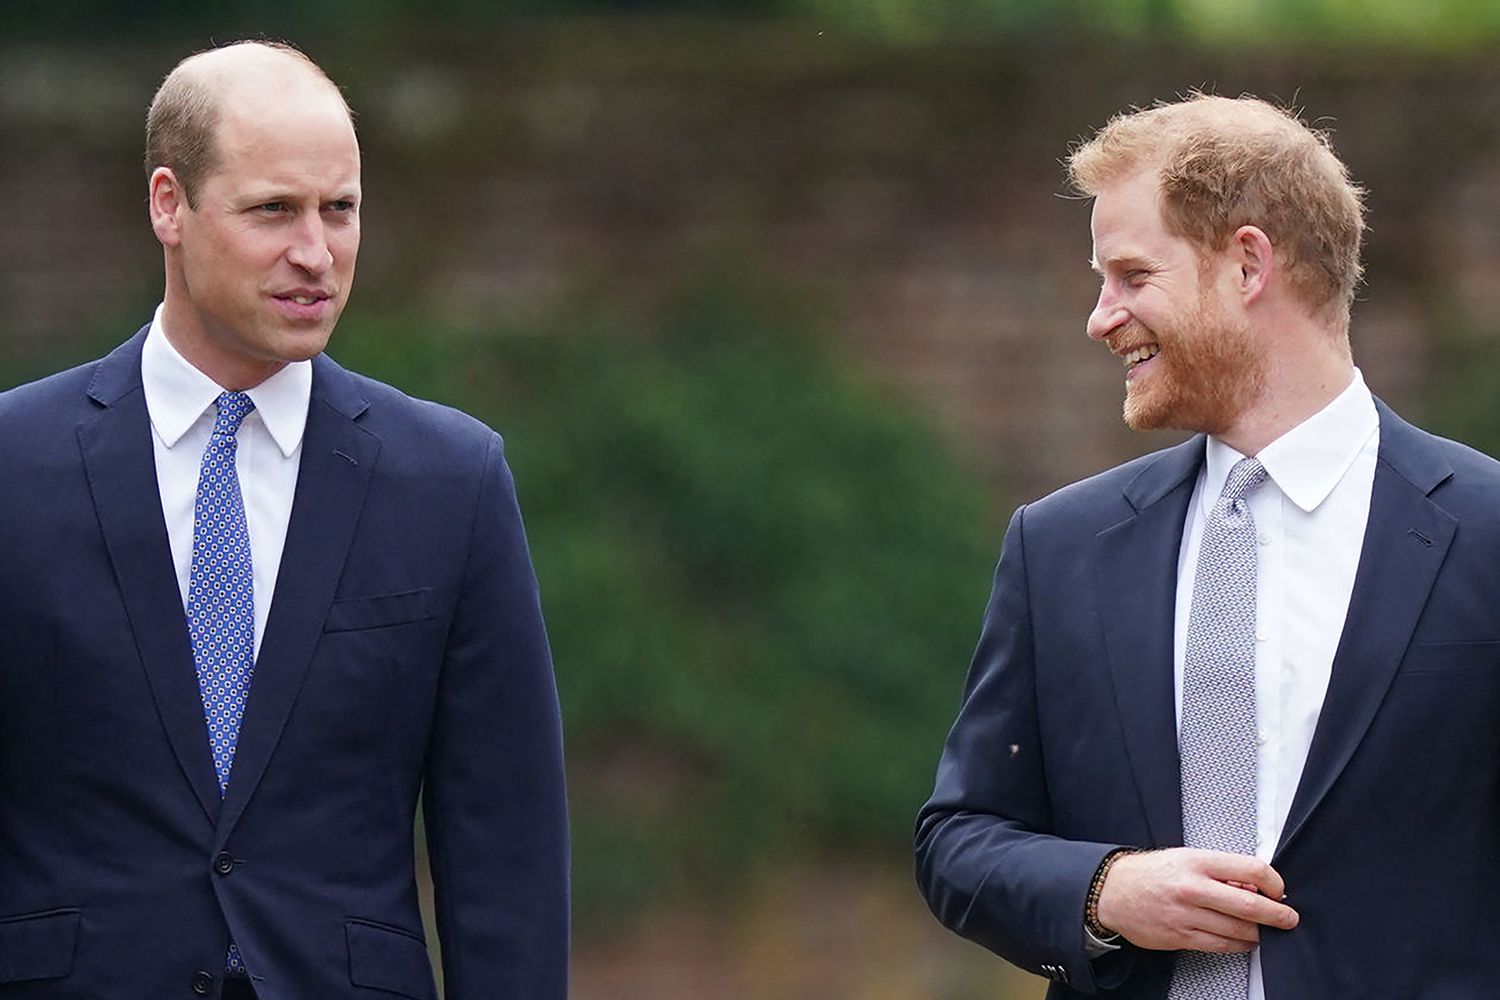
[918,94,1500,1000]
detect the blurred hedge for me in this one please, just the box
[331,270,1000,929]
[1424,322,1500,457]
[10,0,1500,49]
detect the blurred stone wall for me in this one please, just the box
[5,27,1500,504]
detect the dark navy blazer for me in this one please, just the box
[0,330,568,999]
[917,400,1500,999]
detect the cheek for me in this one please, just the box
[334,228,360,262]
[197,231,265,278]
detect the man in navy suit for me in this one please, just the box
[917,94,1500,998]
[0,41,567,999]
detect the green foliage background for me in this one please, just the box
[329,270,998,926]
[10,0,1500,48]
[8,5,1500,992]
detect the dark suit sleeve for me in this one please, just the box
[915,505,1132,993]
[423,433,569,1000]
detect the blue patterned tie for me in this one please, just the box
[186,391,256,977]
[1169,457,1268,1000]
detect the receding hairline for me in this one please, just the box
[165,40,352,119]
[145,40,357,206]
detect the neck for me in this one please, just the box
[160,292,284,392]
[1217,338,1354,456]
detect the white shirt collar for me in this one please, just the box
[141,303,312,457]
[1203,367,1379,514]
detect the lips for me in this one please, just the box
[271,290,335,322]
[273,287,333,303]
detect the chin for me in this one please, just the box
[1122,388,1170,431]
[273,329,335,362]
[288,341,331,362]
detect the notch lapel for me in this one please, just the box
[215,356,378,843]
[77,331,221,824]
[1094,437,1204,847]
[1275,401,1455,856]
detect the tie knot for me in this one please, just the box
[1220,457,1267,503]
[213,391,255,438]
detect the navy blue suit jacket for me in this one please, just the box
[917,400,1500,998]
[0,331,568,999]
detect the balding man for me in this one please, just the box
[0,41,567,1000]
[917,94,1500,999]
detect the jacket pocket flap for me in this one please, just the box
[346,919,437,999]
[0,908,80,983]
[325,589,434,633]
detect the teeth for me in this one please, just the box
[1122,344,1160,368]
[291,296,318,305]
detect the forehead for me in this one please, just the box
[208,77,360,190]
[1088,168,1187,266]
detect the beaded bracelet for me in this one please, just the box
[1085,848,1138,938]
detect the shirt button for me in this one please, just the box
[1257,730,1270,746]
[1258,532,1270,546]
[1256,631,1267,642]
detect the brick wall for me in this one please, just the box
[5,28,1498,502]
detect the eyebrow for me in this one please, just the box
[1090,252,1157,275]
[233,188,362,208]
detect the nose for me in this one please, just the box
[286,215,332,275]
[1086,284,1129,342]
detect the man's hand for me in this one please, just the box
[1094,848,1299,952]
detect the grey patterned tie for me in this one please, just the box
[1169,457,1268,1000]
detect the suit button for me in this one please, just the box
[213,852,235,876]
[191,970,214,995]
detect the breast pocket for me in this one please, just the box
[1399,640,1500,675]
[323,588,434,633]
[291,588,443,790]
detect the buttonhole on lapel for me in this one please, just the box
[332,448,358,467]
[1408,528,1433,547]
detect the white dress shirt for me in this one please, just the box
[140,305,312,659]
[1173,368,1379,999]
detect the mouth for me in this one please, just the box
[270,290,336,322]
[274,289,333,304]
[1119,343,1160,377]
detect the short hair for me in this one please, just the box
[1066,93,1366,320]
[144,40,346,209]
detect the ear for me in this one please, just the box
[148,167,187,248]
[1230,225,1275,306]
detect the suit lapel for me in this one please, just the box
[77,331,221,824]
[215,355,378,843]
[1094,437,1204,847]
[1275,400,1455,856]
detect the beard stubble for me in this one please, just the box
[1121,294,1266,437]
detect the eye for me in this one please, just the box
[1123,269,1149,286]
[326,199,357,213]
[256,201,287,214]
